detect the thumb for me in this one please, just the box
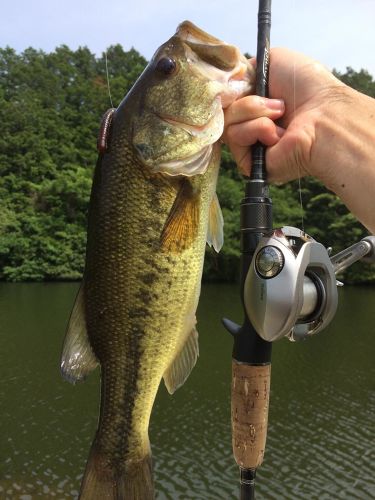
[266,128,312,184]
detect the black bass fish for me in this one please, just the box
[61,21,254,500]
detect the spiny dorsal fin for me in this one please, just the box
[160,179,200,253]
[206,192,224,252]
[60,282,98,384]
[163,324,199,395]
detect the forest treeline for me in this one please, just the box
[0,45,374,283]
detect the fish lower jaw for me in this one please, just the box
[152,144,213,177]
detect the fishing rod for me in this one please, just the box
[223,1,375,498]
[223,1,272,498]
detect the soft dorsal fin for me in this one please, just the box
[163,324,199,394]
[60,282,98,384]
[160,179,200,253]
[206,192,224,252]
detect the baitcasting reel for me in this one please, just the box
[244,226,375,342]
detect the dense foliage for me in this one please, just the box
[0,46,374,283]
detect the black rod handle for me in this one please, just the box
[251,0,271,182]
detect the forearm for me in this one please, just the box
[314,87,375,234]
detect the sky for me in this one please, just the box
[1,0,375,76]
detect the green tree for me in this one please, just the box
[0,45,373,284]
[0,45,147,281]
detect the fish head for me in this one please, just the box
[122,21,255,176]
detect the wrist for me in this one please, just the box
[313,86,375,232]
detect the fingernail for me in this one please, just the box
[265,98,285,111]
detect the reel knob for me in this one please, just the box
[255,246,284,278]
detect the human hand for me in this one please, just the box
[223,48,346,183]
[222,48,375,233]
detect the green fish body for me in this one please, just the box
[61,21,254,500]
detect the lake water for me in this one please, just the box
[0,283,374,499]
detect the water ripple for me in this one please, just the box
[0,283,374,499]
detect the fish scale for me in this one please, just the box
[60,20,254,500]
[84,139,220,473]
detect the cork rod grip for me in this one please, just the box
[231,360,271,469]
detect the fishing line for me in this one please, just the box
[297,175,305,233]
[291,0,305,233]
[294,58,305,233]
[105,51,114,109]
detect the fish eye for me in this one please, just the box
[155,57,177,77]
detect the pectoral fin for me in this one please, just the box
[163,324,199,395]
[160,179,200,253]
[206,192,224,252]
[60,283,98,383]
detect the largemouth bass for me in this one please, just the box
[61,21,254,500]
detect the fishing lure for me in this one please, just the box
[97,107,116,154]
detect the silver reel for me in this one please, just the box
[244,226,375,342]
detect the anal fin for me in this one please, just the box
[163,323,199,395]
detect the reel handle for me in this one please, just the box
[330,236,375,274]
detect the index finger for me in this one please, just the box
[224,95,285,128]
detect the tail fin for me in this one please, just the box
[79,445,154,500]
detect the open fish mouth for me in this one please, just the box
[176,20,255,108]
[192,55,253,109]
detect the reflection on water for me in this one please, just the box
[0,283,374,499]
